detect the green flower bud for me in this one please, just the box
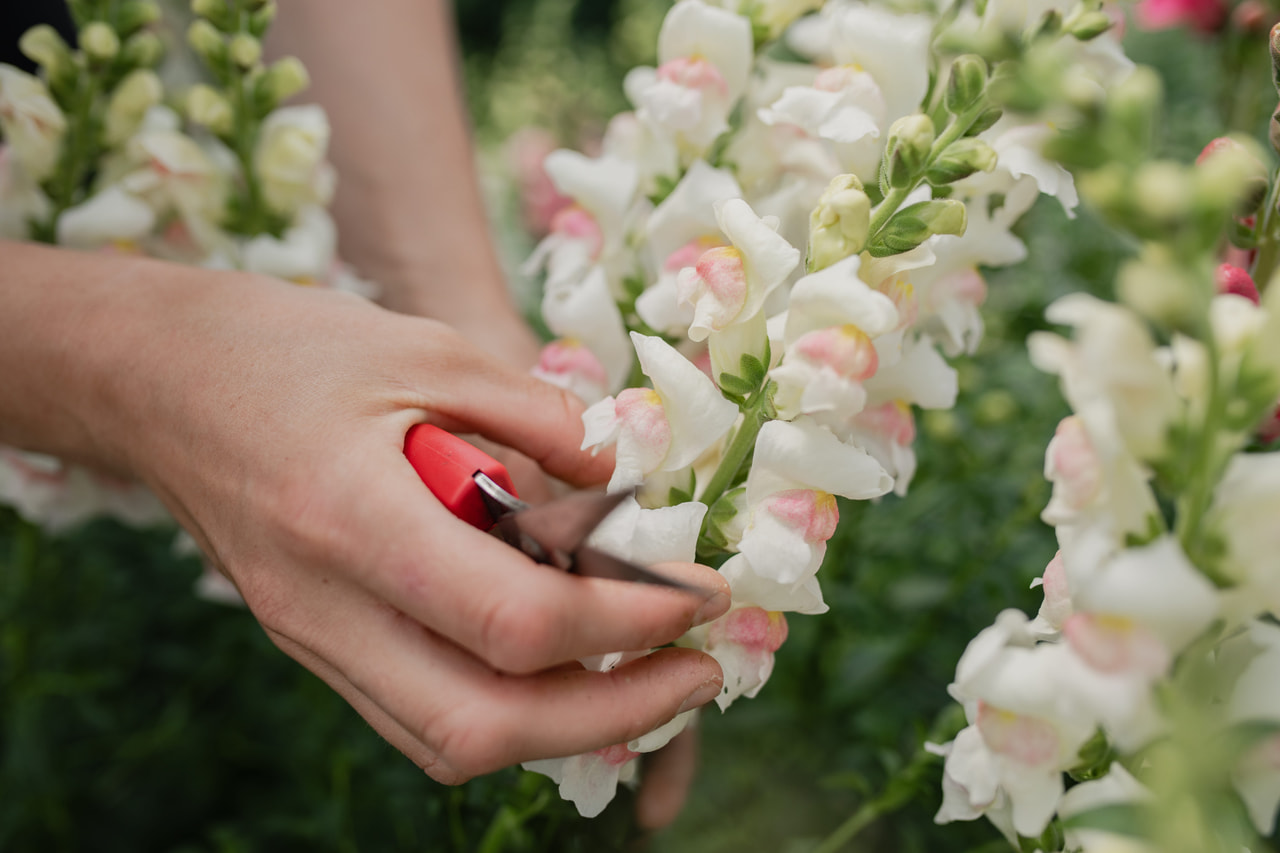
[192,0,234,31]
[869,199,967,257]
[966,107,1003,137]
[1117,249,1198,330]
[1271,22,1280,94]
[81,22,120,62]
[926,138,998,185]
[249,0,278,38]
[185,83,233,135]
[228,33,262,69]
[1109,66,1161,155]
[120,30,164,67]
[259,56,310,104]
[885,114,935,189]
[1133,161,1192,225]
[1194,135,1269,216]
[105,68,163,144]
[807,174,872,271]
[116,1,161,36]
[1067,10,1113,40]
[187,19,226,63]
[18,24,73,79]
[1077,163,1129,211]
[1028,8,1063,41]
[1272,107,1280,158]
[945,54,988,114]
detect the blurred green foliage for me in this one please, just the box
[0,3,1267,852]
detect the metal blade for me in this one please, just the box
[506,489,633,554]
[572,546,698,591]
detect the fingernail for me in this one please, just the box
[691,591,730,628]
[677,679,722,714]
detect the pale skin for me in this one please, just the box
[0,0,724,832]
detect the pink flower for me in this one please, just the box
[1135,0,1226,33]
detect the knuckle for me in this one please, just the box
[429,705,515,779]
[476,593,565,674]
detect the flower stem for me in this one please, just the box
[698,390,769,510]
[1250,169,1280,291]
[1175,335,1226,560]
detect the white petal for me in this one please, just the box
[629,710,696,753]
[659,1,754,100]
[716,198,800,321]
[747,417,893,501]
[785,255,901,342]
[542,266,633,391]
[632,332,740,472]
[864,335,958,410]
[646,159,742,265]
[588,496,708,565]
[719,553,829,614]
[56,186,155,249]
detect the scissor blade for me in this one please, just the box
[507,489,633,554]
[572,546,699,591]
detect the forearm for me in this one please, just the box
[267,0,532,350]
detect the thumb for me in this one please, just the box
[423,336,615,487]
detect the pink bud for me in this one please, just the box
[550,205,604,259]
[1216,263,1260,304]
[1259,404,1280,443]
[1197,136,1244,166]
[1232,0,1271,32]
[721,607,789,653]
[1135,0,1226,32]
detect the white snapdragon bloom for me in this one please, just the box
[941,610,1099,837]
[239,205,337,283]
[0,447,168,532]
[254,105,336,218]
[122,120,227,253]
[0,145,51,239]
[955,121,1080,218]
[724,418,891,610]
[1058,536,1216,749]
[1030,551,1073,637]
[759,3,932,180]
[862,333,959,412]
[532,338,612,405]
[1225,620,1280,835]
[676,198,800,341]
[637,160,742,335]
[588,495,708,566]
[0,65,66,181]
[542,267,632,394]
[626,0,753,159]
[843,401,917,496]
[581,333,739,492]
[771,255,899,425]
[683,604,789,710]
[526,150,639,293]
[523,744,641,819]
[1208,452,1280,622]
[55,186,156,250]
[1029,294,1181,462]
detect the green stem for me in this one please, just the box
[1175,335,1226,559]
[1250,170,1280,291]
[698,392,768,510]
[867,186,910,239]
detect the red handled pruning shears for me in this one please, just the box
[404,424,692,590]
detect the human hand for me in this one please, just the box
[89,268,729,782]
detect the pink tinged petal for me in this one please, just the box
[658,1,754,101]
[525,747,639,818]
[976,702,1061,767]
[678,246,749,339]
[581,396,623,452]
[657,57,729,97]
[737,506,826,586]
[549,205,604,259]
[715,198,801,316]
[876,276,919,329]
[703,606,788,710]
[793,325,879,381]
[1036,551,1074,630]
[1216,262,1260,304]
[613,388,675,489]
[631,332,740,473]
[533,339,610,404]
[645,159,741,265]
[1063,613,1170,678]
[721,607,789,652]
[542,267,632,391]
[857,401,916,447]
[1045,415,1103,511]
[664,235,724,273]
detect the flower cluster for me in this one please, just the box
[933,36,1280,850]
[0,0,368,531]
[520,0,1133,817]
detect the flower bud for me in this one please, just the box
[946,54,987,114]
[1195,135,1269,215]
[81,22,120,62]
[1109,66,1161,153]
[104,68,162,144]
[1134,161,1192,224]
[185,83,233,135]
[259,56,309,104]
[249,1,278,38]
[1233,0,1269,33]
[18,25,73,79]
[926,138,998,185]
[1271,23,1280,93]
[807,174,871,270]
[1067,10,1113,39]
[228,33,262,69]
[120,30,164,67]
[869,199,966,257]
[1217,263,1260,304]
[191,0,234,30]
[116,1,161,36]
[885,114,935,189]
[966,106,1003,137]
[188,19,226,63]
[1117,247,1197,329]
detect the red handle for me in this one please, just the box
[403,424,518,530]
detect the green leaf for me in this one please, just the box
[739,354,767,389]
[1060,803,1147,838]
[719,372,757,398]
